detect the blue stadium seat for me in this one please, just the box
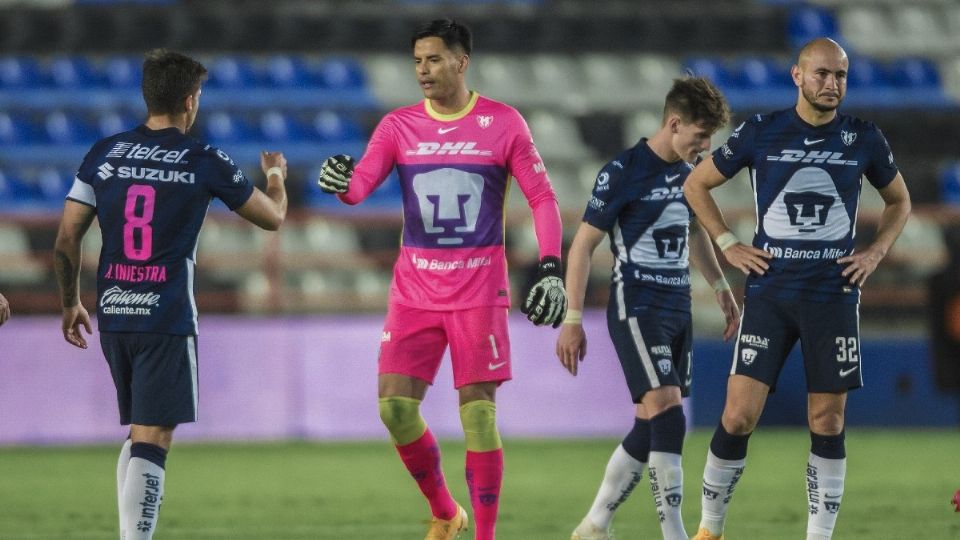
[47,56,103,88]
[314,58,367,90]
[203,111,256,143]
[940,162,960,205]
[0,112,41,144]
[95,111,140,139]
[35,167,73,204]
[43,111,96,144]
[206,57,257,89]
[0,56,42,88]
[259,111,306,142]
[102,56,141,89]
[683,57,730,88]
[846,57,887,89]
[310,111,363,143]
[887,58,941,89]
[263,56,311,88]
[788,6,839,49]
[728,57,791,89]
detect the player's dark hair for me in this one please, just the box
[663,76,731,132]
[141,49,208,116]
[411,18,472,56]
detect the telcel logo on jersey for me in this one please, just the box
[108,142,189,164]
[406,142,493,156]
[766,150,857,166]
[100,285,160,316]
[117,166,195,184]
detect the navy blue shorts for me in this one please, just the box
[733,296,862,393]
[100,332,199,426]
[607,305,693,402]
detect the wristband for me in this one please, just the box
[563,309,583,324]
[712,278,731,293]
[266,166,284,179]
[715,231,740,252]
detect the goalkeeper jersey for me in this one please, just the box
[340,92,562,310]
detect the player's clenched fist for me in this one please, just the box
[317,154,355,194]
[521,256,567,328]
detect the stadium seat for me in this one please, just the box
[471,55,534,105]
[940,162,960,205]
[262,55,311,88]
[314,57,367,90]
[0,112,40,144]
[683,57,730,89]
[101,56,141,89]
[840,6,894,57]
[202,111,256,143]
[0,56,41,88]
[43,111,96,144]
[361,54,423,108]
[728,57,791,89]
[47,56,102,88]
[623,109,663,148]
[206,57,257,89]
[35,166,72,204]
[887,58,941,89]
[259,110,306,142]
[526,110,592,161]
[530,55,585,109]
[846,57,888,89]
[896,5,948,56]
[788,5,840,49]
[310,111,362,143]
[95,110,140,139]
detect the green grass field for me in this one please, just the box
[1,429,957,539]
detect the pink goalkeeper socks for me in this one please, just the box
[396,429,458,520]
[466,449,503,540]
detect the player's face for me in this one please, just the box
[413,37,467,102]
[796,49,848,113]
[672,120,714,163]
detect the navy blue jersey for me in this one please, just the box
[583,139,695,317]
[67,125,254,335]
[713,109,898,303]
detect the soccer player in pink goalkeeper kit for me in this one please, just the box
[316,18,567,540]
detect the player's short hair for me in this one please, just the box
[411,18,472,56]
[663,76,731,132]
[141,49,208,116]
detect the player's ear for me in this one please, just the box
[458,55,469,73]
[790,64,802,87]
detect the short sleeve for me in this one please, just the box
[863,126,899,190]
[583,159,631,231]
[712,118,758,179]
[205,146,255,211]
[67,146,102,207]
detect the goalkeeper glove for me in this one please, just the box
[521,256,567,328]
[317,154,355,194]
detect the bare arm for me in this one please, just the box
[555,222,606,375]
[688,220,740,341]
[54,200,96,348]
[235,151,288,231]
[685,156,772,275]
[837,173,911,286]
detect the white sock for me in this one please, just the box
[648,450,687,540]
[806,453,845,539]
[121,457,165,540]
[585,444,645,530]
[699,449,746,536]
[116,439,132,538]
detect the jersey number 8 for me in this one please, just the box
[123,184,156,261]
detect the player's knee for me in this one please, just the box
[808,410,844,435]
[459,399,502,452]
[721,409,759,436]
[378,396,427,446]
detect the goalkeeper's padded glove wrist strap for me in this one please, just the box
[537,256,563,279]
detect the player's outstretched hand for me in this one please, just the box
[716,289,740,341]
[261,151,288,181]
[317,154,355,194]
[62,303,92,349]
[556,323,586,376]
[837,244,884,287]
[0,292,9,326]
[521,256,567,328]
[723,242,773,276]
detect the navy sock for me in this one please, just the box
[810,430,846,459]
[709,421,751,461]
[649,405,686,455]
[130,442,168,470]
[621,417,651,462]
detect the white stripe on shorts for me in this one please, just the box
[186,335,198,421]
[627,317,660,389]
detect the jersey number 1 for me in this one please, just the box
[123,184,155,261]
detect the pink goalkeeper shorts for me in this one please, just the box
[378,303,512,388]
